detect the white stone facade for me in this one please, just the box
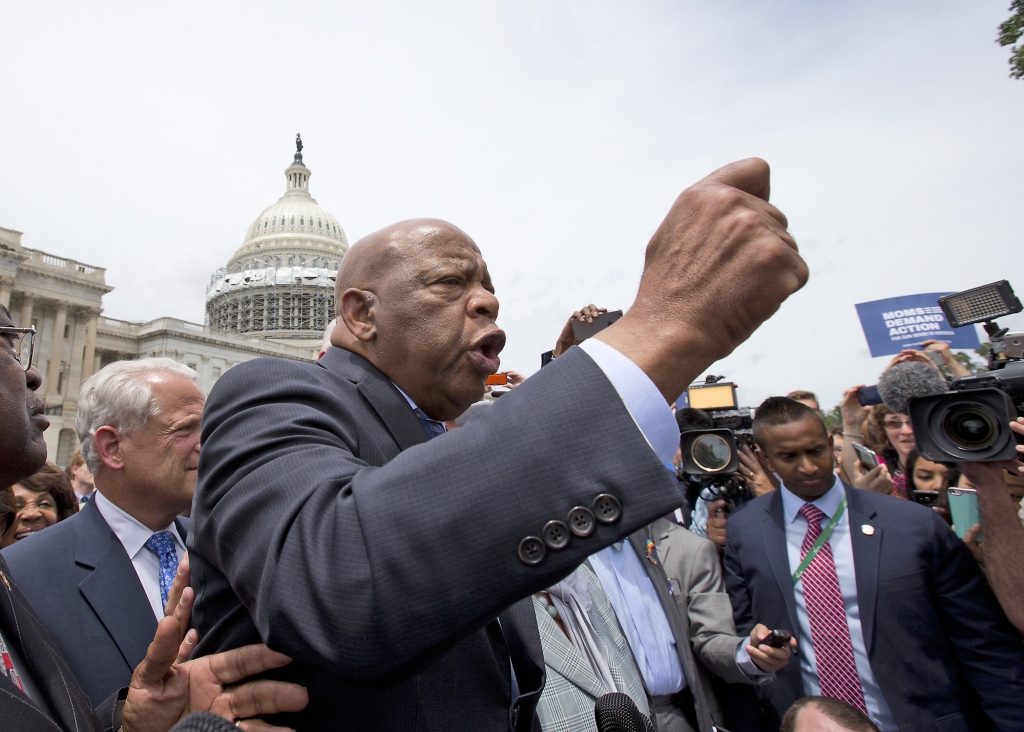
[1,139,345,466]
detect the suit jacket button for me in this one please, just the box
[518,536,547,566]
[542,520,570,550]
[567,506,596,537]
[592,493,622,524]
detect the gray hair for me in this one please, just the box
[321,318,337,353]
[75,358,199,473]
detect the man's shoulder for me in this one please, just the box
[656,519,716,552]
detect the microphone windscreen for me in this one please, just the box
[169,712,238,732]
[877,362,948,416]
[594,692,656,732]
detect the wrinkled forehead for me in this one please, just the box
[394,231,490,282]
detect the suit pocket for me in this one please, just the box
[880,569,926,592]
[933,711,968,732]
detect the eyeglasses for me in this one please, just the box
[0,326,35,373]
[884,418,912,430]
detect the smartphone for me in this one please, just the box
[912,490,940,507]
[925,350,945,367]
[485,373,508,386]
[948,487,982,541]
[856,385,883,407]
[757,629,793,648]
[570,310,623,341]
[852,442,880,471]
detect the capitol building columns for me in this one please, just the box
[0,138,347,468]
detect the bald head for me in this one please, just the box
[331,218,503,421]
[334,218,476,300]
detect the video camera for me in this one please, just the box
[678,376,754,504]
[909,280,1024,463]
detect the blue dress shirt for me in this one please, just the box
[780,477,897,732]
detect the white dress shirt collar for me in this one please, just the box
[781,474,842,524]
[93,491,184,558]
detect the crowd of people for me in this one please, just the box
[0,158,1022,732]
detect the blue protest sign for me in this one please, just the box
[855,293,980,358]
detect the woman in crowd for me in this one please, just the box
[0,487,16,548]
[0,461,78,545]
[905,448,953,523]
[863,404,913,499]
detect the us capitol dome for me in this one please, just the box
[205,135,348,346]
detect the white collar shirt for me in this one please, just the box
[93,491,186,620]
[780,477,897,732]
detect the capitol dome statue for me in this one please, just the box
[205,135,348,346]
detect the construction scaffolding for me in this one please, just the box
[205,264,336,339]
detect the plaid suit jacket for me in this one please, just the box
[533,564,650,732]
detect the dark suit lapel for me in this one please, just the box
[75,500,158,671]
[321,347,429,451]
[0,555,101,732]
[762,492,801,640]
[845,485,880,655]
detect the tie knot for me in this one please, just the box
[799,503,826,526]
[144,531,177,559]
[413,408,447,439]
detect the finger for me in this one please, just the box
[170,586,194,643]
[176,628,199,664]
[702,157,772,203]
[964,524,981,542]
[131,615,185,688]
[164,553,190,617]
[226,679,309,720]
[207,644,293,686]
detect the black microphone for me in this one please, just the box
[594,692,656,732]
[878,361,948,415]
[169,712,238,732]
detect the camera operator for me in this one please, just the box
[677,408,775,548]
[958,418,1024,634]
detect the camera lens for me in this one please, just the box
[942,405,997,450]
[691,434,733,472]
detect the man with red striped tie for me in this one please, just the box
[723,396,1024,732]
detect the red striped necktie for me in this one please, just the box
[0,632,25,693]
[798,503,867,713]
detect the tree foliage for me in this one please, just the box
[998,0,1024,79]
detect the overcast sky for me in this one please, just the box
[2,0,1021,409]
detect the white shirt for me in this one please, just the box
[93,491,187,619]
[780,478,898,732]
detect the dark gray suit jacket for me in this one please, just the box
[188,346,684,731]
[2,498,189,707]
[724,482,1024,732]
[0,552,120,732]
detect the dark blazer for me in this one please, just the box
[0,552,117,732]
[188,346,684,731]
[2,498,189,707]
[723,481,1024,732]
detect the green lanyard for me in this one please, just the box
[791,495,847,586]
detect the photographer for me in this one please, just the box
[958,418,1024,634]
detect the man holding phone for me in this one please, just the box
[724,397,1023,732]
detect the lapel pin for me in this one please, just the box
[861,524,875,536]
[0,571,9,591]
[645,539,659,566]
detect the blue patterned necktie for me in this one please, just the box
[412,408,447,440]
[144,531,179,610]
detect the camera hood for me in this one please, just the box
[908,388,1020,463]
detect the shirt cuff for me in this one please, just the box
[735,639,774,685]
[578,339,678,466]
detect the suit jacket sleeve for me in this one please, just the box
[191,347,683,683]
[723,527,755,639]
[925,509,1024,731]
[686,536,749,685]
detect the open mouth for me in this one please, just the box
[468,329,506,374]
[15,525,44,541]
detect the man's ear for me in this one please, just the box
[754,445,775,474]
[93,426,126,472]
[338,288,378,343]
